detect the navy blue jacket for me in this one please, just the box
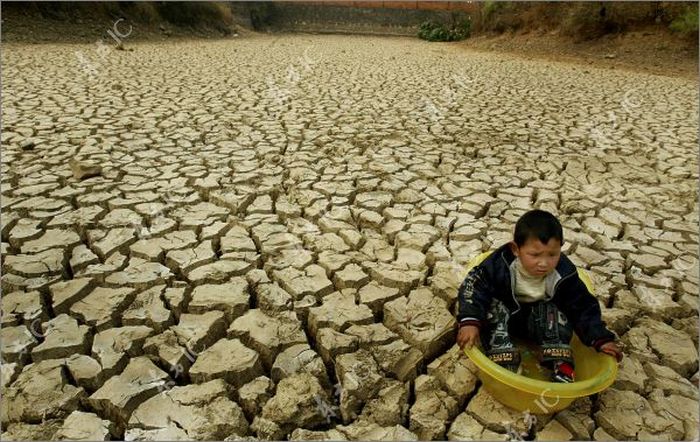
[457,243,616,349]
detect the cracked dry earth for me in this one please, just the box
[1,34,699,441]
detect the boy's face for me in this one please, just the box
[510,237,561,277]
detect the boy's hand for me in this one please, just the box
[599,341,623,362]
[457,325,480,350]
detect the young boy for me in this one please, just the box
[456,209,622,383]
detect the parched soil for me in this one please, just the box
[1,32,698,441]
[461,27,698,80]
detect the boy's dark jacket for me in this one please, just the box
[457,243,616,350]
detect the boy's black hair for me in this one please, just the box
[513,209,564,247]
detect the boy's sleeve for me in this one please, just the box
[456,265,494,329]
[558,275,616,349]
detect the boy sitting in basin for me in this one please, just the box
[456,209,622,383]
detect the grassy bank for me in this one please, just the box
[1,1,251,42]
[472,2,698,42]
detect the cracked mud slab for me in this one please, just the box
[1,33,698,440]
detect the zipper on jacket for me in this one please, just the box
[502,254,521,314]
[552,271,577,297]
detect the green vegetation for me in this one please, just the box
[670,6,699,36]
[418,18,471,42]
[249,2,276,31]
[482,1,506,23]
[474,2,698,42]
[560,3,613,39]
[13,2,235,30]
[154,2,233,28]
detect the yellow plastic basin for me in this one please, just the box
[461,251,619,414]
